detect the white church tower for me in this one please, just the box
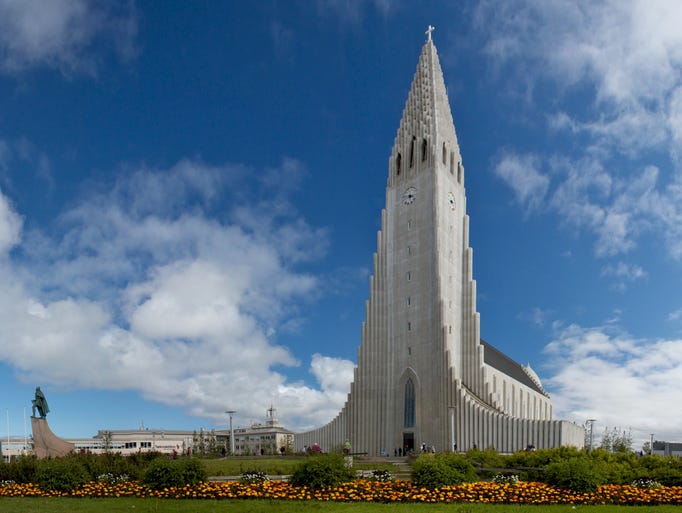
[296,30,584,455]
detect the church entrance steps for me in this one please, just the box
[354,456,412,481]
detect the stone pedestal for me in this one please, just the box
[31,417,75,459]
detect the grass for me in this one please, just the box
[2,498,682,513]
[199,457,304,477]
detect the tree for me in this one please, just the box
[599,427,633,453]
[642,441,651,455]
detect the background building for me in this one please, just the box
[216,407,294,456]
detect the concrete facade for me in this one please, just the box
[295,36,584,455]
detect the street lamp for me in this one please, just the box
[225,410,236,455]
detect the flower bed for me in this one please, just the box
[2,480,682,505]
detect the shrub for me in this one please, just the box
[544,457,606,493]
[5,456,37,484]
[649,466,682,487]
[412,453,476,489]
[34,457,90,492]
[289,454,355,490]
[73,452,137,481]
[141,457,207,490]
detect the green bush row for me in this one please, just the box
[0,451,207,491]
[412,447,682,491]
[3,447,682,493]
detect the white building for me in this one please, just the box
[216,407,294,456]
[296,31,584,455]
[1,437,32,462]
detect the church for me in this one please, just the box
[295,30,584,455]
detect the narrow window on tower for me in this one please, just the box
[457,162,463,183]
[442,142,447,164]
[396,153,402,176]
[407,219,412,230]
[407,246,411,256]
[449,326,452,334]
[407,271,411,281]
[450,152,455,175]
[409,136,416,168]
[421,138,428,162]
[404,378,415,428]
[407,321,411,331]
[407,296,411,306]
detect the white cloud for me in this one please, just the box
[494,153,549,214]
[544,322,682,447]
[478,1,682,260]
[0,0,137,75]
[600,261,646,291]
[0,188,22,253]
[0,158,352,431]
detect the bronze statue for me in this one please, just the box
[32,387,50,418]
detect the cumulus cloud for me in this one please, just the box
[0,0,137,75]
[0,158,353,430]
[544,322,682,446]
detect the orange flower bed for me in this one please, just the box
[2,480,682,504]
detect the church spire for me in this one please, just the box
[389,29,461,186]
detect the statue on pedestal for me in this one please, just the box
[32,386,50,418]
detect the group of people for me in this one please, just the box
[302,443,323,454]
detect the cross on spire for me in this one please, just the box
[426,25,435,42]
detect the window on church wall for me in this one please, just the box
[450,152,454,174]
[404,378,416,428]
[407,296,411,306]
[407,321,411,331]
[407,271,411,281]
[457,162,463,184]
[421,138,428,162]
[409,137,416,168]
[396,153,402,176]
[442,142,446,165]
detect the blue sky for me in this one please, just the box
[1,1,681,449]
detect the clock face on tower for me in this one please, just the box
[403,187,417,205]
[448,192,456,211]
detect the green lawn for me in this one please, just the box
[2,499,681,513]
